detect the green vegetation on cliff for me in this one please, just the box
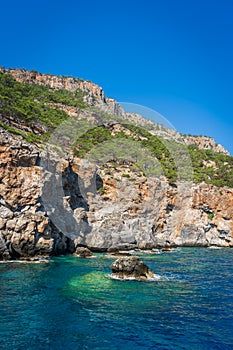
[73,124,233,187]
[1,70,233,188]
[0,72,87,129]
[188,145,233,187]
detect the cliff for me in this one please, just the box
[0,126,232,259]
[0,68,233,259]
[0,67,125,117]
[183,135,230,155]
[0,67,228,154]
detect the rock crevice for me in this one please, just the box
[1,127,233,260]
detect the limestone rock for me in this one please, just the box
[1,66,233,262]
[74,246,93,258]
[1,126,233,260]
[5,68,125,117]
[111,256,154,280]
[0,129,73,259]
[184,135,229,155]
[1,89,233,260]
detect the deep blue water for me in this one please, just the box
[0,248,233,350]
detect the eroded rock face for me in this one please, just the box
[0,127,233,260]
[3,68,125,117]
[110,256,154,280]
[2,68,230,157]
[184,135,229,155]
[75,164,233,250]
[0,129,74,259]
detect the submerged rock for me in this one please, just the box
[75,246,93,258]
[110,256,155,280]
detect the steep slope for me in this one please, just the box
[183,135,229,155]
[1,67,229,154]
[0,68,233,259]
[0,67,125,117]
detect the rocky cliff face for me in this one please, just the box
[184,135,230,155]
[0,129,73,259]
[0,67,232,260]
[0,67,125,117]
[74,161,233,250]
[1,67,230,156]
[0,126,232,260]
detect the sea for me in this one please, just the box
[0,248,233,350]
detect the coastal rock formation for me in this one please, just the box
[0,129,73,259]
[75,246,93,258]
[111,256,154,280]
[183,135,229,155]
[79,177,233,250]
[0,67,233,260]
[0,126,233,260]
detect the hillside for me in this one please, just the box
[0,67,233,259]
[0,67,232,188]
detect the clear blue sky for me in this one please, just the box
[1,0,233,153]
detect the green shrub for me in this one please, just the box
[208,213,215,220]
[97,187,106,194]
[122,173,130,178]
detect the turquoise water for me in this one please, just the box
[0,248,233,350]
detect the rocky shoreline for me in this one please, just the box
[0,126,233,261]
[1,67,233,261]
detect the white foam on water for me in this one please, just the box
[107,273,165,282]
[108,275,138,281]
[117,248,182,255]
[146,274,162,282]
[208,246,224,249]
[151,249,162,254]
[0,258,51,264]
[133,249,152,254]
[75,255,97,259]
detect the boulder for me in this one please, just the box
[75,246,93,258]
[110,256,154,280]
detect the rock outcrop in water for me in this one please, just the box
[111,256,155,280]
[75,246,93,258]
